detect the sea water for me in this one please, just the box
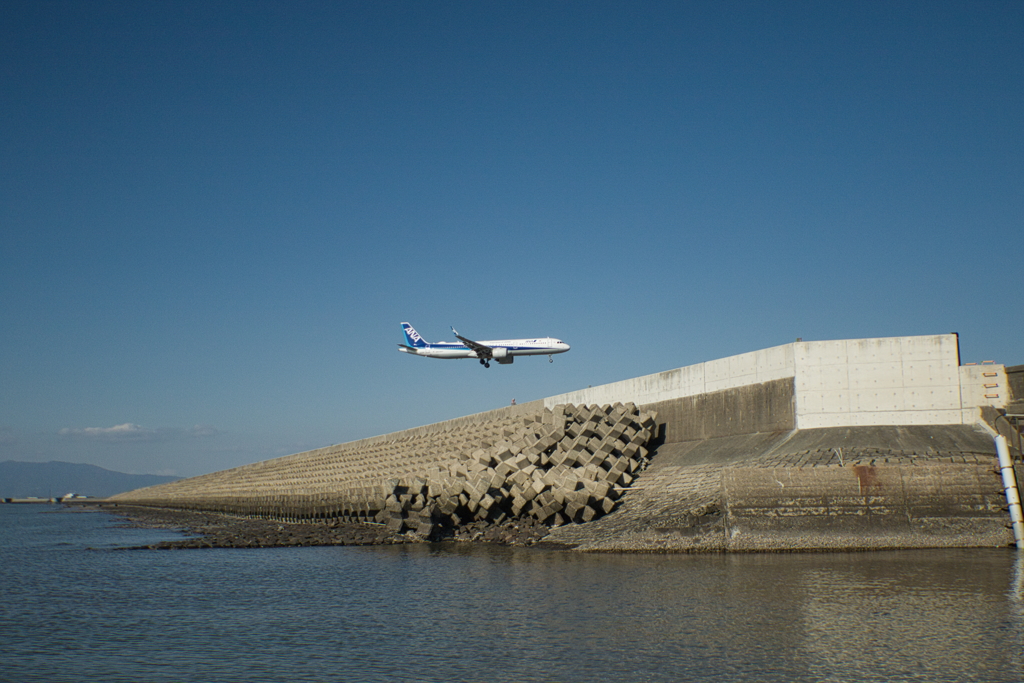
[1,504,1022,683]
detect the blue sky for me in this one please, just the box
[2,1,1021,477]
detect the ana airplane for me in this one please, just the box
[397,323,570,368]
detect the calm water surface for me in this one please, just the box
[1,504,1022,682]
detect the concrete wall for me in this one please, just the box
[960,363,1009,411]
[543,342,795,409]
[545,334,999,433]
[643,378,795,444]
[793,335,964,428]
[1007,365,1024,404]
[720,461,1011,551]
[542,426,1010,551]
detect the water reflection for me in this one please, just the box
[365,545,1023,682]
[795,551,1023,682]
[3,507,1023,683]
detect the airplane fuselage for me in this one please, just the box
[399,338,570,359]
[398,323,570,367]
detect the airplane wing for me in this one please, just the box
[452,327,493,359]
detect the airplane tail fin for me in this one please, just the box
[401,322,428,348]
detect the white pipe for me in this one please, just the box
[996,435,1024,549]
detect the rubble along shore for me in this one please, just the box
[91,504,558,550]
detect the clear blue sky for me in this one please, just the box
[2,1,1021,477]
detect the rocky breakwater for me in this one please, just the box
[382,403,658,539]
[106,403,659,548]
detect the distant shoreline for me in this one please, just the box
[3,498,64,504]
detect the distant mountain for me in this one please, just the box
[0,460,181,499]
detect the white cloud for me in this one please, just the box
[59,423,160,441]
[58,423,220,442]
[188,424,219,438]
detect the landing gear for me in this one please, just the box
[549,355,553,363]
[480,359,491,368]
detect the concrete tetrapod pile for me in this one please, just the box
[383,403,658,537]
[109,403,658,540]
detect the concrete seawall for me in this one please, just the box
[543,423,1016,551]
[112,402,660,538]
[111,334,1022,551]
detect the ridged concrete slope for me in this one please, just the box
[111,403,658,537]
[543,423,1016,551]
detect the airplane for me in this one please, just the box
[397,323,570,368]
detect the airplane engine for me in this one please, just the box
[492,348,513,364]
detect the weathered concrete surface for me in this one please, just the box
[1007,364,1024,407]
[547,334,1011,431]
[643,378,795,443]
[721,462,1008,551]
[542,424,1015,551]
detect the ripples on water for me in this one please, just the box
[1,505,1022,682]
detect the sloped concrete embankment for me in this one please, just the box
[721,459,1013,550]
[544,424,1017,551]
[110,403,658,539]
